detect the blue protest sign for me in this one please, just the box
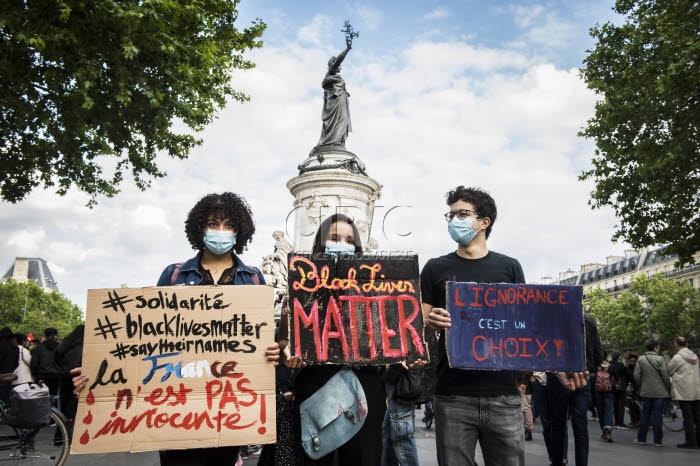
[445,282,584,372]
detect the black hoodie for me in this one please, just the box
[30,339,62,379]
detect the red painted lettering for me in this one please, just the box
[455,286,466,306]
[535,338,549,357]
[472,335,488,361]
[526,288,536,302]
[321,296,350,361]
[220,361,239,378]
[293,298,322,360]
[518,338,533,357]
[536,289,547,304]
[154,413,169,428]
[558,290,568,304]
[236,377,257,407]
[205,380,222,410]
[553,339,563,356]
[115,389,133,410]
[377,297,401,358]
[489,337,503,358]
[470,287,484,307]
[484,287,497,306]
[342,295,377,360]
[397,295,424,357]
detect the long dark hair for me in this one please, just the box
[311,214,363,254]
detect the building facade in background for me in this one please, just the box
[1,257,59,291]
[545,246,700,295]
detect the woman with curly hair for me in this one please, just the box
[72,192,280,466]
[156,192,261,287]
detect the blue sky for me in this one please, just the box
[0,0,631,313]
[239,1,620,70]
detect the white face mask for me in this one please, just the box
[325,241,356,256]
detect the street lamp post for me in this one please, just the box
[22,281,29,321]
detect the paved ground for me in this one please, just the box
[65,408,699,465]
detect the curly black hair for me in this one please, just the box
[446,186,497,239]
[185,193,256,254]
[311,213,363,254]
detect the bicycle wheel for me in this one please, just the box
[2,408,70,466]
[0,409,20,444]
[662,404,684,432]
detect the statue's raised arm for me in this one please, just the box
[311,22,359,154]
[329,38,352,72]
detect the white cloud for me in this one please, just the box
[510,4,546,28]
[348,3,382,30]
[423,7,450,21]
[505,4,577,51]
[296,14,334,48]
[5,229,48,256]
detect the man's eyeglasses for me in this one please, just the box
[444,209,478,222]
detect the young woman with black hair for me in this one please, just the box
[280,214,386,466]
[72,192,280,466]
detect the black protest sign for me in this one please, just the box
[287,254,425,365]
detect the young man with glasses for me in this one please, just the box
[421,186,587,466]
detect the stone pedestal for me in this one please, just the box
[287,150,382,252]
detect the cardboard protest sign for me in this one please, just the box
[71,286,276,454]
[445,282,584,372]
[288,254,425,365]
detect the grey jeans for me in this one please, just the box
[434,393,525,466]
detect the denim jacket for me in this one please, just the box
[156,251,265,286]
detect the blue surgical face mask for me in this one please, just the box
[325,241,356,256]
[203,230,236,255]
[448,216,481,245]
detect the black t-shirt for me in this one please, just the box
[420,250,525,396]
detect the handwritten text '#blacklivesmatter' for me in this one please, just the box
[289,256,415,294]
[124,313,266,340]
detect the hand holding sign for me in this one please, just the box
[555,371,590,390]
[426,307,451,332]
[71,367,87,396]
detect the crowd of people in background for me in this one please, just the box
[0,324,85,426]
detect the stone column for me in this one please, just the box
[287,150,382,252]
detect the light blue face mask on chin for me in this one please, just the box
[325,241,356,256]
[203,230,236,255]
[448,217,481,245]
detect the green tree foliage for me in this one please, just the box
[584,274,700,353]
[579,0,700,265]
[0,279,83,338]
[631,274,699,351]
[0,0,265,205]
